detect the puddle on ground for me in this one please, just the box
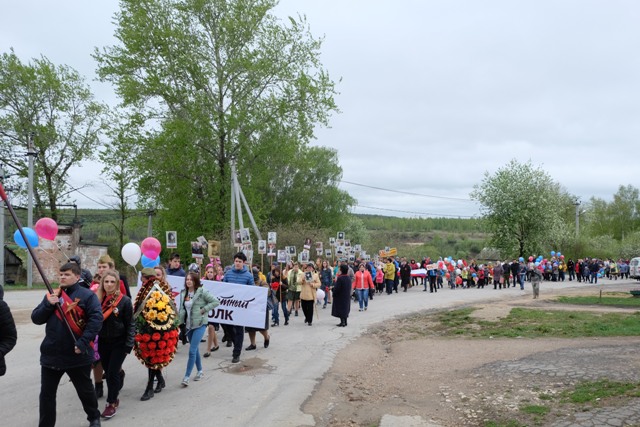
[223,357,276,375]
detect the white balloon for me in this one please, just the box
[121,242,142,267]
[316,288,325,303]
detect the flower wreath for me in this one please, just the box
[140,289,176,330]
[134,282,179,369]
[134,329,180,369]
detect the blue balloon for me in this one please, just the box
[550,251,556,256]
[535,261,540,267]
[13,227,39,249]
[141,254,160,268]
[557,252,561,257]
[519,257,524,262]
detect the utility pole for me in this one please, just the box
[229,160,262,246]
[574,199,580,237]
[146,209,155,237]
[27,132,37,289]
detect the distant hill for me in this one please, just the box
[355,214,488,260]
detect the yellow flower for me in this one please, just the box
[161,295,170,303]
[156,312,168,322]
[155,300,167,311]
[146,299,156,309]
[152,291,162,300]
[166,307,174,315]
[145,310,157,320]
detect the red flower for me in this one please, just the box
[149,350,156,357]
[148,342,157,350]
[152,332,161,341]
[157,341,167,349]
[141,351,150,359]
[139,343,148,351]
[134,335,142,342]
[141,334,151,343]
[163,332,172,340]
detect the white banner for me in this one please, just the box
[410,268,428,277]
[144,275,268,329]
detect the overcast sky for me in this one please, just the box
[2,0,638,218]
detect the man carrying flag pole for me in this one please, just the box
[0,181,102,426]
[32,262,103,427]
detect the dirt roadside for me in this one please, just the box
[303,284,640,427]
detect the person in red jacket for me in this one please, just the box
[352,263,375,311]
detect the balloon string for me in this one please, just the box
[57,246,71,262]
[36,247,60,262]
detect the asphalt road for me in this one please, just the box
[1,277,636,426]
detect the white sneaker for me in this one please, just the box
[194,371,204,381]
[181,377,189,387]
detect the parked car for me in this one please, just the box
[630,257,640,280]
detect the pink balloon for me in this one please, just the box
[34,217,58,240]
[141,237,162,259]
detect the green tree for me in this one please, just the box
[94,0,350,239]
[583,185,640,241]
[609,185,640,240]
[0,50,107,221]
[0,51,106,220]
[470,159,574,257]
[99,112,144,254]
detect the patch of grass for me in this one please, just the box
[520,405,549,415]
[538,393,553,400]
[561,380,640,404]
[438,307,476,327]
[434,307,640,338]
[557,294,640,307]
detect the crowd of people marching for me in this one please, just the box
[3,248,634,427]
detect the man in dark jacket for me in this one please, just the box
[165,253,186,277]
[222,252,255,364]
[510,260,520,288]
[0,285,17,376]
[32,262,103,427]
[166,253,188,344]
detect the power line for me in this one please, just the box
[340,180,475,202]
[354,204,477,219]
[71,188,113,209]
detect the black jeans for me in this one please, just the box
[385,279,394,294]
[301,299,314,324]
[98,339,128,404]
[280,299,289,322]
[40,364,100,427]
[229,325,245,358]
